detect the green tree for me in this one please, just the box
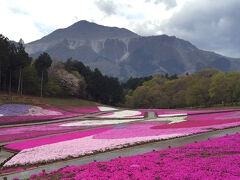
[226,71,240,104]
[125,86,152,108]
[34,52,52,97]
[122,76,152,90]
[186,77,211,107]
[7,43,18,94]
[196,68,220,77]
[164,78,189,108]
[22,65,40,95]
[209,72,229,105]
[0,35,10,91]
[16,39,31,95]
[44,78,63,96]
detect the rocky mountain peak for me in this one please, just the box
[25,20,240,80]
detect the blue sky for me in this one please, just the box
[1,0,240,58]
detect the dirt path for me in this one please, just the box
[147,111,156,119]
[1,126,240,180]
[0,151,14,165]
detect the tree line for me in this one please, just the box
[2,34,240,108]
[124,69,240,108]
[0,34,123,105]
[0,35,54,97]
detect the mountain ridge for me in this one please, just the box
[25,20,240,80]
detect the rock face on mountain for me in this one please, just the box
[25,20,240,80]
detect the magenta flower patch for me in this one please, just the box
[186,111,240,121]
[2,107,240,168]
[4,127,112,151]
[0,121,95,143]
[27,133,240,179]
[139,108,240,115]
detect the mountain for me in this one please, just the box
[25,20,240,80]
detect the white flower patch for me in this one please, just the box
[0,113,3,116]
[148,116,187,124]
[158,113,187,117]
[98,106,118,111]
[3,133,184,167]
[60,119,141,126]
[24,106,62,116]
[98,110,142,118]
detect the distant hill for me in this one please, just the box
[25,20,240,80]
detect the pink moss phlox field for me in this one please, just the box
[4,134,183,167]
[0,168,24,175]
[0,113,82,125]
[93,122,196,139]
[0,167,35,175]
[186,111,240,121]
[4,111,240,166]
[0,121,91,143]
[3,110,240,167]
[0,130,74,143]
[29,133,240,180]
[94,116,240,139]
[4,127,112,151]
[139,108,240,115]
[151,119,240,129]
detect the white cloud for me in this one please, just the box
[160,0,240,57]
[0,0,183,42]
[0,0,239,58]
[0,0,43,42]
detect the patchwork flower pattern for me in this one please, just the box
[1,105,240,171]
[28,133,240,179]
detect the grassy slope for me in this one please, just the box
[1,92,240,110]
[0,92,96,106]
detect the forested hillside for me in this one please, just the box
[1,34,240,108]
[0,34,122,105]
[124,69,240,108]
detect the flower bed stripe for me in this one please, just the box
[138,109,240,115]
[4,127,112,151]
[0,114,82,125]
[3,110,240,168]
[0,130,75,143]
[186,111,240,121]
[27,133,240,179]
[3,119,240,166]
[97,110,143,118]
[60,119,140,126]
[151,118,240,129]
[3,134,183,167]
[0,121,94,143]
